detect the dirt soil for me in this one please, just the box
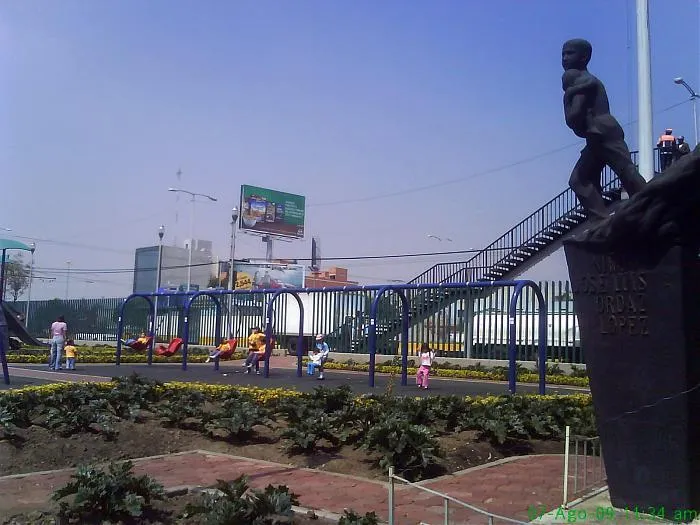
[0,418,564,481]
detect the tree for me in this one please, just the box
[2,255,30,302]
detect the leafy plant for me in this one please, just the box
[305,385,355,413]
[207,398,273,441]
[545,363,565,376]
[107,373,163,420]
[338,509,380,525]
[182,475,298,525]
[361,415,442,480]
[397,395,469,431]
[156,390,209,429]
[0,390,36,427]
[569,364,589,378]
[0,406,23,443]
[39,383,105,411]
[45,398,118,440]
[52,460,165,522]
[334,399,384,445]
[280,406,340,452]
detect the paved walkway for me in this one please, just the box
[4,356,587,396]
[0,450,564,524]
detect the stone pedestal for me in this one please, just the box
[565,243,700,519]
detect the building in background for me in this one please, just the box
[132,240,215,293]
[304,267,357,288]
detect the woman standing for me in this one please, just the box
[49,315,67,371]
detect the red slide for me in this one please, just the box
[155,338,183,357]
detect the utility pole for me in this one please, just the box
[228,207,239,337]
[636,0,654,180]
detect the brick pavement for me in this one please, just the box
[0,450,566,524]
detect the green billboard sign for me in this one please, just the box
[239,185,306,239]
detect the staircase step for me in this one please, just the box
[561,216,580,224]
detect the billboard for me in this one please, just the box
[239,185,306,239]
[233,262,305,290]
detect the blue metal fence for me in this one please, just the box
[114,280,547,394]
[11,279,583,364]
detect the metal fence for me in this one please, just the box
[10,279,586,363]
[388,467,528,524]
[562,426,607,508]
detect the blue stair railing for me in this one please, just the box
[348,149,661,354]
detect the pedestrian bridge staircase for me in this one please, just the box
[338,150,658,354]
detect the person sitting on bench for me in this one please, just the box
[307,334,330,380]
[244,336,267,375]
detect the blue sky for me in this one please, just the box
[1,0,699,299]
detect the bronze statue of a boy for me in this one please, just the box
[562,39,647,221]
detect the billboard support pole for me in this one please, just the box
[265,236,273,262]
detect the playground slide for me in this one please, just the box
[2,303,47,347]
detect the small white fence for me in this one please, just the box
[387,467,529,525]
[562,426,607,508]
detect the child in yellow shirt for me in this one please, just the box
[64,340,77,370]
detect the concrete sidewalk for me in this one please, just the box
[0,450,565,524]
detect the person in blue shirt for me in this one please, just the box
[307,334,330,380]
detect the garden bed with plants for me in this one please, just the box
[0,377,594,522]
[0,376,594,479]
[318,357,590,387]
[2,460,379,524]
[6,344,246,364]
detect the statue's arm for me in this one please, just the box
[563,76,596,101]
[565,93,587,129]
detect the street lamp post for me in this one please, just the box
[65,261,71,300]
[151,225,165,363]
[25,243,35,324]
[674,77,699,146]
[228,207,239,337]
[168,188,218,292]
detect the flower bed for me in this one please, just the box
[0,378,594,484]
[314,358,591,387]
[6,345,246,364]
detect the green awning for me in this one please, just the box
[0,239,33,251]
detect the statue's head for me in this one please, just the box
[562,39,592,71]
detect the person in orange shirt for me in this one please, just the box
[64,340,77,370]
[206,337,231,363]
[657,128,677,172]
[244,336,267,375]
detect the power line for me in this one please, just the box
[32,246,516,275]
[12,99,689,266]
[305,99,691,208]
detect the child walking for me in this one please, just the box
[416,343,435,389]
[64,340,77,370]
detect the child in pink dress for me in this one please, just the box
[416,343,435,389]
